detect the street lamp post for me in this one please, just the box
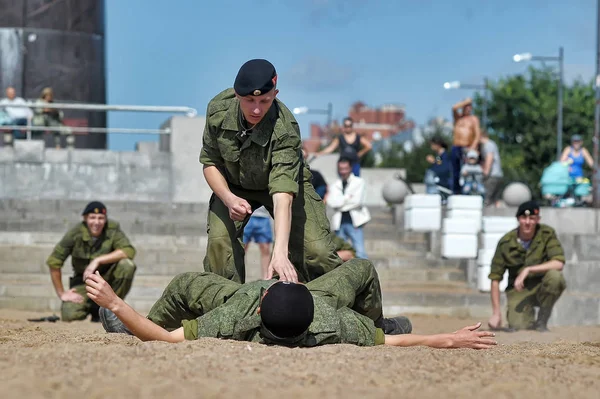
[292,103,333,127]
[513,47,565,160]
[594,0,600,208]
[442,79,489,127]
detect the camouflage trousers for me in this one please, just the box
[506,270,566,330]
[62,258,137,322]
[306,258,383,323]
[147,258,383,331]
[203,180,342,283]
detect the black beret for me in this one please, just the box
[234,59,277,97]
[516,200,540,218]
[260,281,314,342]
[82,201,107,216]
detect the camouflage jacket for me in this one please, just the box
[199,88,311,196]
[46,220,136,276]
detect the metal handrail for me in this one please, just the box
[3,102,198,117]
[0,125,170,135]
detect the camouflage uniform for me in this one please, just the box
[489,224,566,330]
[332,234,356,256]
[47,220,137,321]
[147,258,385,347]
[200,88,341,283]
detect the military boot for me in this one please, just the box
[534,307,552,332]
[381,316,412,335]
[99,307,133,335]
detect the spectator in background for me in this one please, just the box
[461,150,485,196]
[243,206,273,279]
[560,134,594,181]
[0,86,32,139]
[327,157,371,259]
[451,98,481,193]
[480,131,504,207]
[315,117,372,176]
[425,135,452,193]
[302,149,329,201]
[32,87,65,148]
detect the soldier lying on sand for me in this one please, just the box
[85,258,496,349]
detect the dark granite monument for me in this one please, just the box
[0,0,106,149]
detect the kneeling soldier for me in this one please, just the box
[47,201,137,322]
[488,201,567,332]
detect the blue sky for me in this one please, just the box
[105,0,598,150]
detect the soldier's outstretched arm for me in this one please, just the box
[86,272,185,343]
[384,322,496,349]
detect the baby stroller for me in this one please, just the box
[540,162,591,207]
[424,169,453,204]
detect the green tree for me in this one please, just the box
[473,66,594,197]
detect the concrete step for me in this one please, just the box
[0,199,399,236]
[376,268,466,284]
[0,199,396,222]
[0,246,457,278]
[373,255,463,270]
[0,234,429,258]
[0,268,468,300]
[0,230,423,252]
[0,220,403,242]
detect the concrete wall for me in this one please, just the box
[1,117,404,206]
[0,140,172,202]
[162,116,212,204]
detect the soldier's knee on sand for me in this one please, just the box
[541,270,566,294]
[506,305,536,330]
[113,258,136,279]
[61,303,89,322]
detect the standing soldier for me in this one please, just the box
[46,201,137,322]
[487,201,567,332]
[200,59,341,284]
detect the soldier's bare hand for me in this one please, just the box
[426,155,435,164]
[83,259,100,281]
[85,271,118,310]
[266,253,298,283]
[451,322,497,349]
[488,313,502,330]
[514,268,530,292]
[60,288,84,304]
[226,196,252,221]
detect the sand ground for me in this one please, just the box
[0,309,599,399]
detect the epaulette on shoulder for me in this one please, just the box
[498,229,517,245]
[207,88,236,116]
[272,100,299,139]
